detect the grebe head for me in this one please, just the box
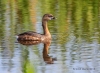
[43,14,55,21]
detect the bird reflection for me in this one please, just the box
[42,41,57,64]
[18,40,57,64]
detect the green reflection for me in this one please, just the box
[0,0,36,73]
[0,0,6,40]
[21,46,36,73]
[0,0,100,73]
[16,0,32,32]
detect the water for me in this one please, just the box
[0,0,100,73]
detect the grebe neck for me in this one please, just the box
[42,20,51,36]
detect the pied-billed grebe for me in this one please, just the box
[17,14,55,43]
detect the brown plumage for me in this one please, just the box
[17,14,55,45]
[17,31,41,41]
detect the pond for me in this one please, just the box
[0,0,100,73]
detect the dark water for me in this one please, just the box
[0,0,100,73]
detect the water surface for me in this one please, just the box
[0,0,100,73]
